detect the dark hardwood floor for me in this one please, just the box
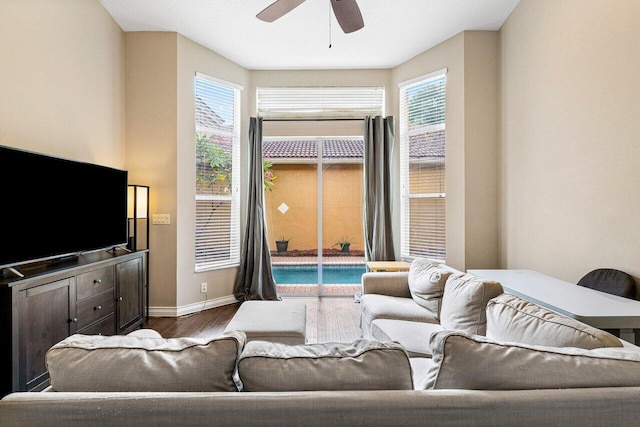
[145,296,362,344]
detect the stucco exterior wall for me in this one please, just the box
[265,163,364,253]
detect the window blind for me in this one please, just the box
[399,70,447,262]
[194,73,241,271]
[256,86,384,119]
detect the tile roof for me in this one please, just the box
[409,130,445,158]
[195,96,228,131]
[263,139,364,159]
[263,131,444,160]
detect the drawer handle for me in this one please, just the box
[69,317,78,323]
[118,297,123,301]
[94,305,102,311]
[94,279,102,284]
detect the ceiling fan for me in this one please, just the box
[257,0,364,34]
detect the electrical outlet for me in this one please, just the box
[200,282,207,293]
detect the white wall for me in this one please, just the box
[499,0,640,285]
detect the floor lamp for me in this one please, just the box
[128,185,150,320]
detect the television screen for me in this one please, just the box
[0,145,128,270]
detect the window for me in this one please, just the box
[399,69,447,262]
[256,86,384,119]
[194,73,241,271]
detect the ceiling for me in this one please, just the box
[99,0,520,70]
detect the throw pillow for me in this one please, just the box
[237,339,413,391]
[46,331,245,392]
[486,293,622,349]
[408,258,453,318]
[439,273,503,335]
[423,330,640,390]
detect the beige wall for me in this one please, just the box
[125,32,251,313]
[125,32,178,309]
[176,34,250,309]
[499,0,640,284]
[463,32,500,269]
[391,31,500,272]
[0,0,125,167]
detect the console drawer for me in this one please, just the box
[76,267,114,301]
[76,290,115,330]
[77,313,116,336]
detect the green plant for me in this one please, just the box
[196,133,232,193]
[277,236,291,242]
[332,236,353,249]
[263,158,277,191]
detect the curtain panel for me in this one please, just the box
[233,117,279,301]
[363,115,396,262]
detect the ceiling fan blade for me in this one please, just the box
[330,0,364,33]
[257,0,306,22]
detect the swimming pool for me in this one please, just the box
[272,264,366,284]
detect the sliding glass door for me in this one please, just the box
[264,137,365,297]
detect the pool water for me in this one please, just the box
[272,265,366,284]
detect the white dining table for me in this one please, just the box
[468,269,640,345]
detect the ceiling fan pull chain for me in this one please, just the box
[328,0,332,48]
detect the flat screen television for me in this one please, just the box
[0,145,128,273]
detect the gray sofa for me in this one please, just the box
[3,259,640,426]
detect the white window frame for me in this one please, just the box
[399,69,447,263]
[194,72,242,272]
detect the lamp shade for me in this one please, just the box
[128,185,149,219]
[136,186,148,219]
[127,186,135,218]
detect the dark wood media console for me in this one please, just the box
[0,250,147,397]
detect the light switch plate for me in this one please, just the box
[152,214,171,225]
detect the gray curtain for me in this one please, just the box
[363,115,396,261]
[233,117,280,301]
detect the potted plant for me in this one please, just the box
[275,236,291,253]
[333,236,353,253]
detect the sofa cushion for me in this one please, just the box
[407,258,453,317]
[423,330,640,390]
[360,294,439,327]
[237,339,413,391]
[486,293,622,349]
[439,273,503,335]
[371,319,444,358]
[46,331,245,392]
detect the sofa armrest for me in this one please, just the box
[362,272,411,298]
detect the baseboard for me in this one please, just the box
[149,294,239,317]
